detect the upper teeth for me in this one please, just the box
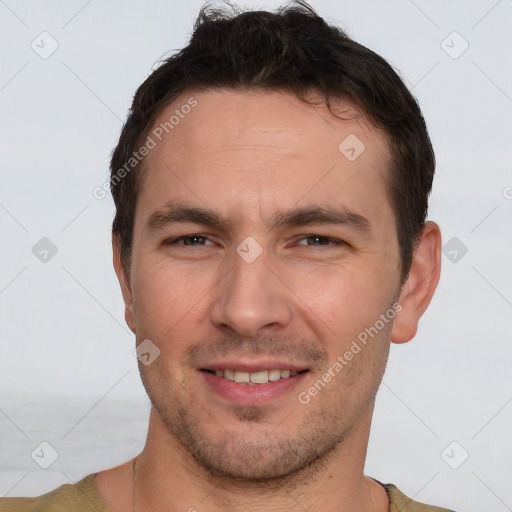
[214,369,299,384]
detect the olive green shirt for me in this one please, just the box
[0,474,456,512]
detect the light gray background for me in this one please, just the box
[1,0,511,510]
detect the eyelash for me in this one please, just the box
[164,234,345,248]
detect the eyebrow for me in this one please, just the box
[145,201,372,236]
[273,205,371,235]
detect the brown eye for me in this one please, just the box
[295,235,344,247]
[165,235,214,246]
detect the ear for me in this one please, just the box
[391,221,441,344]
[112,234,136,334]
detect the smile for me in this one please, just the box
[203,369,306,384]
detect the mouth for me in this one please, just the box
[199,366,310,406]
[201,368,309,384]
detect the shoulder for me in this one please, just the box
[385,483,457,512]
[0,473,110,512]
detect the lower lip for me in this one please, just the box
[201,371,308,406]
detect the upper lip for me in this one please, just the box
[200,359,310,373]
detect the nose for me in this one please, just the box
[209,247,293,338]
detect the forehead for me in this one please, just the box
[136,88,394,232]
[150,88,388,160]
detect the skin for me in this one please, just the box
[94,89,441,512]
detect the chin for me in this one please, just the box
[188,440,324,483]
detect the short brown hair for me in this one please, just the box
[110,0,435,282]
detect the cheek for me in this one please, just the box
[286,260,394,337]
[131,261,216,348]
[286,261,395,390]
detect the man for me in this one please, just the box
[1,1,455,511]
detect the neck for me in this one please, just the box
[132,407,389,512]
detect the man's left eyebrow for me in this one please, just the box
[271,205,373,236]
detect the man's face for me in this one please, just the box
[121,89,403,481]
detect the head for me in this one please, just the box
[110,1,441,483]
